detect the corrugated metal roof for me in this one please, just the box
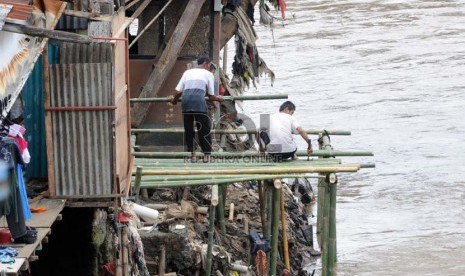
[0,1,32,24]
[49,63,115,197]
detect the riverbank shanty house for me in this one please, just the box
[0,0,133,274]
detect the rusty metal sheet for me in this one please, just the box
[49,63,114,197]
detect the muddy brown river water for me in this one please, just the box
[232,0,465,275]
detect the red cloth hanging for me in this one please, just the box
[278,0,287,19]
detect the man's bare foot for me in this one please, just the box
[190,153,197,162]
[203,154,211,163]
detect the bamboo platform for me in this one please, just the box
[0,198,65,275]
[131,157,364,189]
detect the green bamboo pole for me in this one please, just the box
[134,166,143,199]
[132,159,343,168]
[328,174,338,274]
[132,150,372,158]
[133,174,323,182]
[321,180,331,276]
[137,175,323,189]
[131,128,351,136]
[136,165,360,177]
[206,205,216,276]
[217,186,226,234]
[317,134,332,247]
[270,180,282,276]
[130,94,288,103]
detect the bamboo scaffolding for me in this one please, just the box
[270,180,282,276]
[132,128,351,136]
[132,150,373,158]
[130,94,288,103]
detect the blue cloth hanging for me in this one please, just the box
[17,164,31,221]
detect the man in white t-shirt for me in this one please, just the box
[265,101,313,161]
[170,56,223,162]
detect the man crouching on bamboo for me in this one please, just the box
[263,101,313,162]
[170,56,224,163]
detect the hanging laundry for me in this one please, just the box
[8,124,30,164]
[17,164,31,221]
[0,246,18,264]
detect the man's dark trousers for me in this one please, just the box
[183,112,212,154]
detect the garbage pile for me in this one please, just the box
[131,178,319,275]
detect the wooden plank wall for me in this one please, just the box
[112,8,131,194]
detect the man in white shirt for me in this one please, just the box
[266,101,313,161]
[170,56,224,162]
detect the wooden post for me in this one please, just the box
[159,245,166,276]
[280,192,290,271]
[131,0,207,127]
[2,23,93,43]
[270,179,282,276]
[43,46,56,197]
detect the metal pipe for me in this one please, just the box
[132,150,373,158]
[45,106,117,111]
[130,94,288,103]
[131,128,351,136]
[270,180,282,276]
[321,180,330,276]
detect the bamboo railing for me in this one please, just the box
[130,94,289,103]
